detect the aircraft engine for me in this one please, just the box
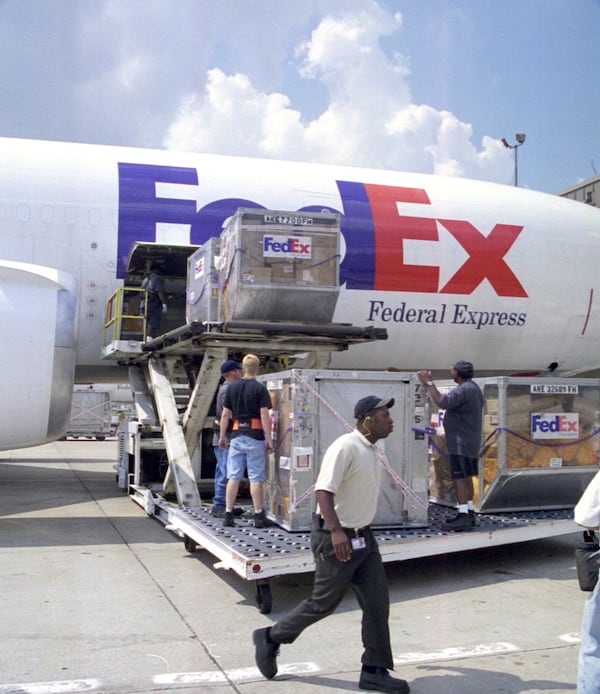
[0,261,77,450]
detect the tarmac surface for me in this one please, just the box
[0,438,587,693]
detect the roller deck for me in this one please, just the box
[127,485,576,613]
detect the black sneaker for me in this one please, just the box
[252,627,279,679]
[359,667,410,693]
[211,505,225,518]
[254,510,274,528]
[222,511,236,527]
[233,506,245,516]
[441,512,473,532]
[443,510,476,526]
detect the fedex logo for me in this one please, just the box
[193,258,205,280]
[531,413,579,439]
[263,235,312,259]
[117,163,527,297]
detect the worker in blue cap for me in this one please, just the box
[210,359,242,517]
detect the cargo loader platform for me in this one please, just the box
[127,485,576,615]
[104,319,387,362]
[106,220,586,617]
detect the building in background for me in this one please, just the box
[559,174,600,208]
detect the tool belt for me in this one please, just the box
[232,417,262,431]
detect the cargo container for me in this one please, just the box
[260,369,429,530]
[186,237,221,324]
[428,376,600,512]
[65,390,112,441]
[218,208,341,323]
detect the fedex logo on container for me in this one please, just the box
[531,413,579,439]
[263,235,312,259]
[193,258,205,280]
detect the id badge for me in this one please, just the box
[351,536,366,551]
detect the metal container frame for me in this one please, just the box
[218,208,341,323]
[259,369,429,531]
[428,376,600,512]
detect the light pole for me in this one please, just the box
[501,133,526,186]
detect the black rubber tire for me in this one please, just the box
[255,581,272,614]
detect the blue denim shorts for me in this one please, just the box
[227,435,266,482]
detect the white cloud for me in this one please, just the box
[164,69,305,157]
[163,1,512,183]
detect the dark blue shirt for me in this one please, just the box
[439,380,484,458]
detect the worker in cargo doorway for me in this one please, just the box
[417,361,484,532]
[211,359,243,518]
[253,396,411,694]
[140,263,167,339]
[219,354,273,528]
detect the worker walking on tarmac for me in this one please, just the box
[417,361,484,531]
[211,359,243,518]
[253,395,411,693]
[574,470,600,693]
[219,354,273,528]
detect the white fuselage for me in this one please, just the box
[1,136,599,448]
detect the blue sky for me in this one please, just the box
[0,0,598,194]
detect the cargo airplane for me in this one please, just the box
[1,136,599,450]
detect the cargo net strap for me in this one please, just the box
[427,426,600,459]
[289,374,428,512]
[218,248,241,294]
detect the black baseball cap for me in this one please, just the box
[354,396,395,420]
[220,359,241,374]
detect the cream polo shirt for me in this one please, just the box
[575,470,600,529]
[315,428,381,529]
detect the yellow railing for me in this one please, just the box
[103,287,147,345]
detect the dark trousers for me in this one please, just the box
[270,517,393,669]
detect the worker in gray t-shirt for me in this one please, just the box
[418,360,484,531]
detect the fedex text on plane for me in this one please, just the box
[117,163,528,297]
